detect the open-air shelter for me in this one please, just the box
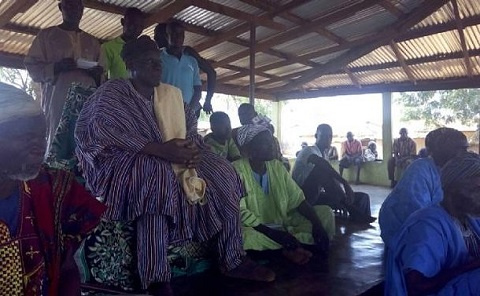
[0,0,479,182]
[1,1,479,294]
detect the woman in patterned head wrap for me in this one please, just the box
[233,124,335,266]
[385,152,480,296]
[0,82,105,296]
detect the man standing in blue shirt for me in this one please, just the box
[160,21,202,114]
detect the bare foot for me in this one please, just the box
[282,247,312,265]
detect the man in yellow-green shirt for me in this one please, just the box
[100,8,144,79]
[204,112,241,162]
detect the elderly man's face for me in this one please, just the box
[59,0,84,25]
[0,115,46,180]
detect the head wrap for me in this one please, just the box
[236,124,271,147]
[0,82,42,126]
[251,114,271,127]
[441,152,480,190]
[121,35,160,62]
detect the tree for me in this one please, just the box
[0,67,38,99]
[396,89,480,127]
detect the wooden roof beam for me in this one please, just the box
[0,0,37,28]
[390,40,416,83]
[344,67,362,88]
[144,1,192,28]
[218,13,480,85]
[451,0,473,78]
[193,0,310,52]
[83,0,125,15]
[379,1,405,18]
[240,0,346,45]
[191,0,286,31]
[275,76,480,100]
[271,0,450,95]
[213,0,384,68]
[252,13,480,74]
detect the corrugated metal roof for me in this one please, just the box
[304,73,352,89]
[0,0,17,16]
[175,5,240,32]
[326,5,397,41]
[237,26,278,42]
[290,0,354,21]
[398,30,462,60]
[464,24,480,51]
[410,58,467,80]
[96,0,168,12]
[229,52,283,68]
[264,63,311,76]
[413,4,454,29]
[272,32,335,56]
[0,29,34,55]
[356,67,409,84]
[349,46,397,68]
[0,0,479,100]
[200,41,246,61]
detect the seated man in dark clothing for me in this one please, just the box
[204,111,241,162]
[292,124,376,224]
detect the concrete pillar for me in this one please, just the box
[382,92,393,160]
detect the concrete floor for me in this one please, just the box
[171,185,390,296]
[91,185,390,296]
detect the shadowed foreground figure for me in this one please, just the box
[293,124,375,224]
[75,36,274,296]
[386,152,480,296]
[0,82,105,296]
[379,128,469,248]
[233,124,335,265]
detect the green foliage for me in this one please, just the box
[397,89,480,127]
[0,67,38,99]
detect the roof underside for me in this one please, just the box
[0,0,479,100]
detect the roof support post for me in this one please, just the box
[249,23,256,105]
[382,92,393,163]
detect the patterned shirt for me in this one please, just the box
[393,137,416,158]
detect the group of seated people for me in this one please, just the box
[3,1,479,296]
[1,2,376,294]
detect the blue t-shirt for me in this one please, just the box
[0,187,20,236]
[160,48,201,104]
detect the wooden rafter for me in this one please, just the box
[270,0,450,96]
[340,48,480,74]
[451,0,473,77]
[191,0,286,31]
[389,40,416,83]
[240,0,346,45]
[144,1,192,28]
[379,1,405,18]
[275,76,480,100]
[193,0,309,52]
[344,67,362,88]
[0,0,37,28]
[83,0,125,15]
[212,0,385,68]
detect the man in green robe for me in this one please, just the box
[204,112,241,162]
[233,124,335,265]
